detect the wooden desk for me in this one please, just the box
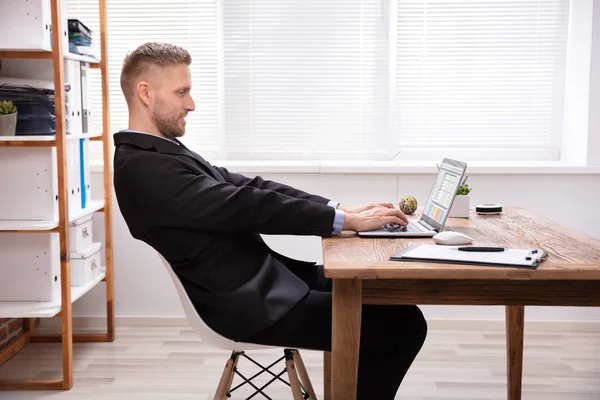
[322,207,600,400]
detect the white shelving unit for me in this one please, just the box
[0,0,114,391]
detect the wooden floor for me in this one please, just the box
[0,325,598,399]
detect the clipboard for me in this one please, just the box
[390,244,548,269]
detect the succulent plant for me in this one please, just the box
[0,100,17,115]
[456,184,471,195]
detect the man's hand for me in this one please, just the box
[342,206,408,232]
[337,202,395,214]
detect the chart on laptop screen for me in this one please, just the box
[424,164,463,224]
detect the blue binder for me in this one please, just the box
[79,138,87,209]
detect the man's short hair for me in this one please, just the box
[120,42,192,102]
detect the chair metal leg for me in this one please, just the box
[214,351,241,400]
[285,349,306,400]
[293,350,317,399]
[323,351,331,400]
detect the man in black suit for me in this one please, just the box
[113,42,427,399]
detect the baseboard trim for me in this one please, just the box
[39,316,600,333]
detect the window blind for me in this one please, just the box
[67,0,571,163]
[394,0,570,159]
[221,0,389,160]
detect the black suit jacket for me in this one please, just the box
[113,131,336,341]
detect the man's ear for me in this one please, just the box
[137,81,151,106]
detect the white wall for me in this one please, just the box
[74,170,600,323]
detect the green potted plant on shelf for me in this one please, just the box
[0,100,18,136]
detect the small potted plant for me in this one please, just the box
[449,180,471,218]
[0,100,18,136]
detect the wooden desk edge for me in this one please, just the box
[323,262,600,280]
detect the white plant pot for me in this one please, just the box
[449,194,470,218]
[0,112,17,136]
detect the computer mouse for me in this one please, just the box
[433,231,473,245]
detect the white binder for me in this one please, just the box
[66,139,82,215]
[81,63,91,134]
[64,59,83,135]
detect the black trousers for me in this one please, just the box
[246,265,428,400]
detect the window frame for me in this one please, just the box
[90,0,599,169]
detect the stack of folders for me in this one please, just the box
[68,19,97,60]
[0,78,57,136]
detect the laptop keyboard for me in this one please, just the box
[383,221,430,232]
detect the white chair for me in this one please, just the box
[157,254,329,400]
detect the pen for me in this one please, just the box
[457,247,505,252]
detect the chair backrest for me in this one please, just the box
[157,253,270,352]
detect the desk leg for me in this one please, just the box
[506,305,525,400]
[332,279,362,400]
[324,352,331,400]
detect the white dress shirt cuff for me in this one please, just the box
[327,200,339,209]
[327,200,344,235]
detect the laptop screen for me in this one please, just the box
[420,158,467,230]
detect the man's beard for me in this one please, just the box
[152,108,185,139]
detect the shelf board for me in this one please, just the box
[67,132,103,140]
[70,199,106,222]
[0,50,53,60]
[0,136,54,142]
[0,137,55,147]
[63,53,100,65]
[0,132,103,147]
[0,269,106,318]
[0,50,100,65]
[0,220,58,232]
[0,199,105,232]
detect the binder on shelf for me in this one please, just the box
[67,139,82,215]
[81,63,90,134]
[390,244,549,269]
[79,138,90,209]
[64,59,83,135]
[64,64,79,135]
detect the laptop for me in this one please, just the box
[357,158,468,238]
